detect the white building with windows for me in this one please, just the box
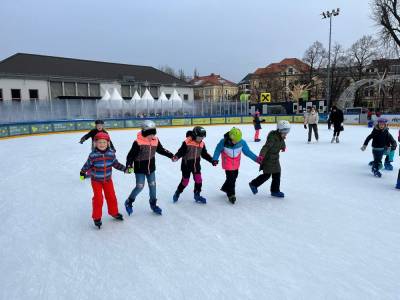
[0,53,194,101]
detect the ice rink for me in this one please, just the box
[1,123,400,299]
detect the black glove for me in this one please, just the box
[212,160,219,166]
[304,124,307,129]
[79,138,85,144]
[80,170,86,177]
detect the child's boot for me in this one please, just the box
[94,219,102,229]
[150,199,162,215]
[194,192,207,204]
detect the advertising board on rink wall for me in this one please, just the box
[0,113,376,138]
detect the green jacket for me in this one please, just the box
[259,130,286,174]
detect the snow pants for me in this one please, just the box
[222,170,239,197]
[176,170,203,194]
[250,172,281,193]
[254,129,260,141]
[91,179,119,220]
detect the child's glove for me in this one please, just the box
[304,124,307,129]
[256,155,264,164]
[361,145,367,151]
[125,167,134,174]
[281,147,286,152]
[79,138,85,144]
[172,155,179,162]
[79,171,86,181]
[212,160,219,166]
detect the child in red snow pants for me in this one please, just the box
[91,179,119,220]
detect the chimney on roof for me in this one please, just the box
[210,73,215,76]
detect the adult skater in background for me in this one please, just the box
[249,120,291,198]
[328,106,344,143]
[253,110,265,142]
[361,118,395,177]
[304,107,319,143]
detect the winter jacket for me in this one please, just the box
[259,130,286,174]
[253,115,265,130]
[175,131,213,173]
[328,109,344,125]
[364,126,394,149]
[81,148,125,182]
[212,132,257,170]
[81,129,115,151]
[304,112,319,125]
[126,132,173,174]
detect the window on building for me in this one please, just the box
[121,85,131,98]
[29,89,39,100]
[0,89,3,100]
[183,94,188,100]
[77,83,88,97]
[288,68,294,75]
[11,89,21,100]
[64,82,76,97]
[50,81,63,99]
[89,83,100,97]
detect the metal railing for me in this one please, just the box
[0,99,250,124]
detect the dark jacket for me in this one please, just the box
[328,109,344,125]
[253,115,265,130]
[126,132,173,174]
[81,129,115,151]
[81,148,125,182]
[363,126,394,149]
[259,130,286,174]
[175,131,213,173]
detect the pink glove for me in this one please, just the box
[256,155,264,164]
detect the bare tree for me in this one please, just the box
[371,0,400,55]
[159,65,177,77]
[329,43,348,103]
[193,67,199,78]
[346,35,378,81]
[178,69,186,81]
[303,41,327,82]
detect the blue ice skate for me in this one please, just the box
[271,191,285,198]
[249,183,258,195]
[150,199,162,215]
[124,199,134,216]
[384,162,393,171]
[173,192,180,203]
[372,169,382,177]
[396,180,400,189]
[194,192,207,204]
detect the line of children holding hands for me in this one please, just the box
[79,119,291,229]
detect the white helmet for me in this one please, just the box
[277,120,291,133]
[142,120,156,131]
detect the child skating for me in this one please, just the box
[361,118,395,177]
[125,120,174,215]
[79,119,115,151]
[212,127,260,204]
[253,111,266,142]
[249,120,290,198]
[172,126,215,204]
[80,132,129,229]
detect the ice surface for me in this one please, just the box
[1,124,400,299]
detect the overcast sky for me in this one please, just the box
[0,0,377,82]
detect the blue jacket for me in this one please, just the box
[212,132,257,170]
[81,148,126,182]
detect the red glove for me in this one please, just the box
[256,155,264,164]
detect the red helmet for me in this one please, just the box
[94,132,110,141]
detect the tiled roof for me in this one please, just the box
[190,73,237,87]
[254,58,310,76]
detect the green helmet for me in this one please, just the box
[229,127,242,143]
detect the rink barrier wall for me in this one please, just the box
[0,113,384,139]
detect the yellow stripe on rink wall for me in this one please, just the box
[241,116,253,123]
[172,119,192,126]
[210,117,226,124]
[293,116,304,123]
[192,118,211,125]
[226,117,241,124]
[276,116,293,122]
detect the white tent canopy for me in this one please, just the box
[131,90,141,101]
[100,90,111,101]
[109,88,123,101]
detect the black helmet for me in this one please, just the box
[193,126,206,138]
[95,120,104,125]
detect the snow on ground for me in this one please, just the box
[0,124,400,299]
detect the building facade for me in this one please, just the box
[0,53,194,101]
[190,73,238,101]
